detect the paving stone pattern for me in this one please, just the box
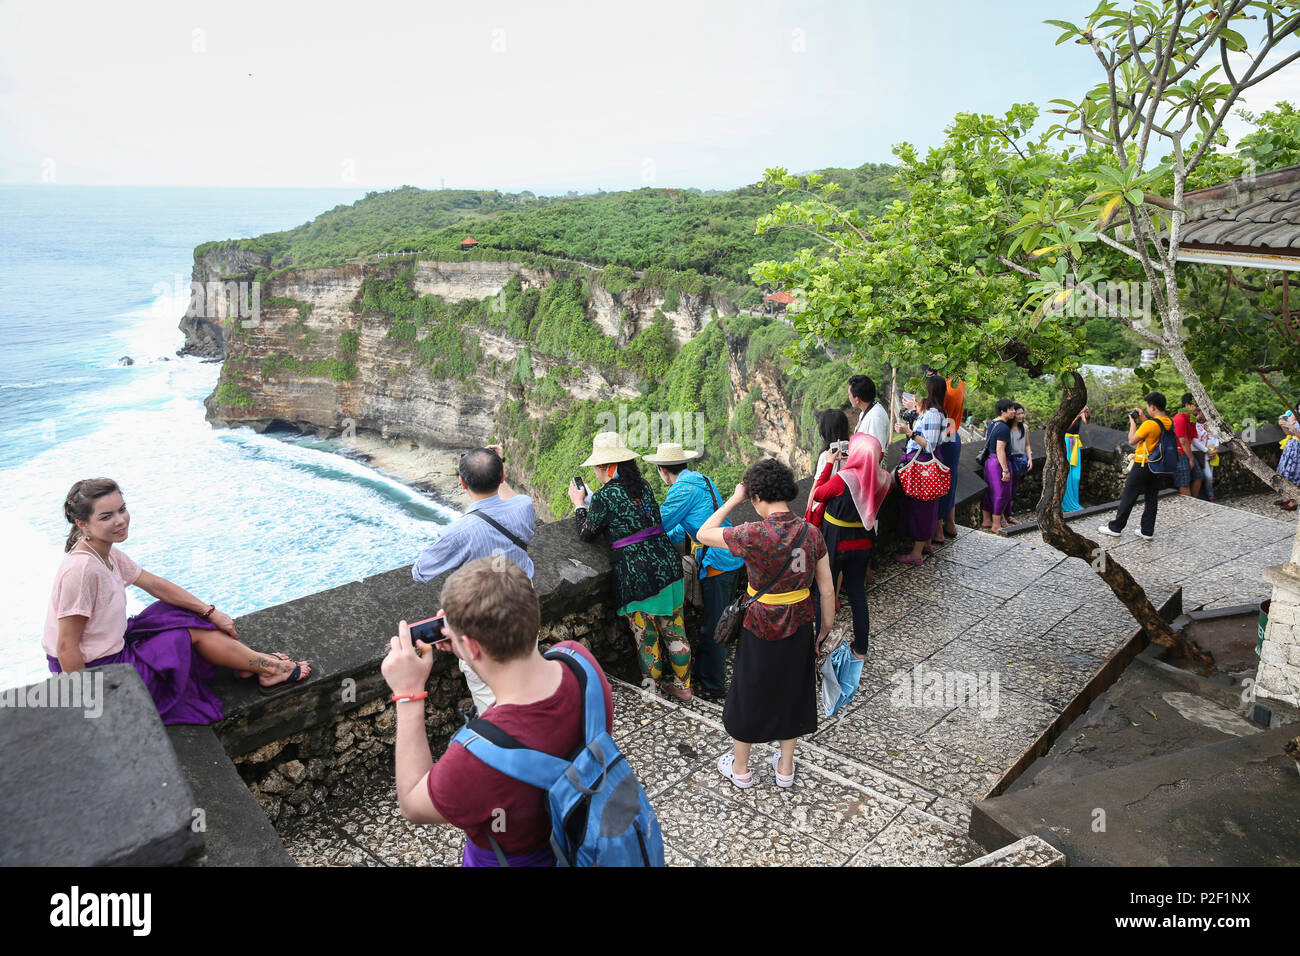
[281,495,1291,866]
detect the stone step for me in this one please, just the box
[969,721,1300,866]
[167,725,295,867]
[961,835,1066,866]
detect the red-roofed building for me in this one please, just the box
[460,236,479,250]
[762,290,796,315]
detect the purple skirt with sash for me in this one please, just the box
[48,600,224,725]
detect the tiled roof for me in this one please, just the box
[1180,164,1300,251]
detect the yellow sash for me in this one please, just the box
[1065,433,1081,468]
[746,585,811,605]
[823,513,864,528]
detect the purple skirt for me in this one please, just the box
[981,455,1014,516]
[48,600,223,725]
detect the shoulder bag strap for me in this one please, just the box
[749,522,809,605]
[694,474,722,563]
[467,508,529,552]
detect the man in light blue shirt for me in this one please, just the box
[645,442,744,701]
[413,446,535,713]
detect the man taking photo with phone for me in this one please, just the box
[382,557,615,867]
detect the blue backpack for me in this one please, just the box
[450,646,665,867]
[1144,417,1180,475]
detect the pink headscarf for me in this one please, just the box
[836,432,893,528]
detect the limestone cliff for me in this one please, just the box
[183,244,817,514]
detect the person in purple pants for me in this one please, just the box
[980,400,1018,534]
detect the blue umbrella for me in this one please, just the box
[820,642,864,718]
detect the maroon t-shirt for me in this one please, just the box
[427,641,614,855]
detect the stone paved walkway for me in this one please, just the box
[281,495,1295,866]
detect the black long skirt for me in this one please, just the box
[722,622,818,743]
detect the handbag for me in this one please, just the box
[1010,453,1029,477]
[714,523,809,647]
[897,428,952,502]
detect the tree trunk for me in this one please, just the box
[1034,371,1212,666]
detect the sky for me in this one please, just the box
[1,0,1298,194]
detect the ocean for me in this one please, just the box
[0,186,457,691]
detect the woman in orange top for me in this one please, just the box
[923,366,965,543]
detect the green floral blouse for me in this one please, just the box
[574,477,682,614]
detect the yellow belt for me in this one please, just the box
[746,585,811,605]
[823,513,864,528]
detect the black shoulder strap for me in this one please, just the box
[692,473,722,562]
[467,507,529,552]
[749,522,810,604]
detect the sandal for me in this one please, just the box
[718,753,753,789]
[258,659,312,695]
[664,682,693,704]
[771,752,795,788]
[895,555,924,566]
[922,544,934,556]
[697,687,726,703]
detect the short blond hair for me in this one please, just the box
[441,558,539,662]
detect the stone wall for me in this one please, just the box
[997,423,1284,511]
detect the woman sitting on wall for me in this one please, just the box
[569,432,692,701]
[46,479,311,725]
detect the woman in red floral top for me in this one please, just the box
[696,458,834,789]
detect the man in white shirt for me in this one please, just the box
[849,375,891,452]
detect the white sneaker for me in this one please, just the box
[1134,530,1154,540]
[1097,524,1121,538]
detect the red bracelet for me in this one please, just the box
[392,692,428,703]
[201,605,215,619]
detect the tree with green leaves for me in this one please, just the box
[751,1,1300,663]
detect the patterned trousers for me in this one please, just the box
[624,608,692,692]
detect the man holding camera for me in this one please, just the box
[1099,392,1174,541]
[412,444,535,715]
[382,558,614,867]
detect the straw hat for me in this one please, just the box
[579,431,642,467]
[641,442,702,466]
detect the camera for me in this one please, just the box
[572,475,585,490]
[900,408,919,427]
[1129,410,1141,421]
[409,615,447,645]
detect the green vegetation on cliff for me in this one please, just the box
[504,310,866,518]
[194,165,904,292]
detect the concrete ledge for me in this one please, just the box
[0,665,204,866]
[167,725,295,867]
[969,722,1300,865]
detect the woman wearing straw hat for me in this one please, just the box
[568,432,693,701]
[645,440,744,702]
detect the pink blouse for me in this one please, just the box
[43,546,144,662]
